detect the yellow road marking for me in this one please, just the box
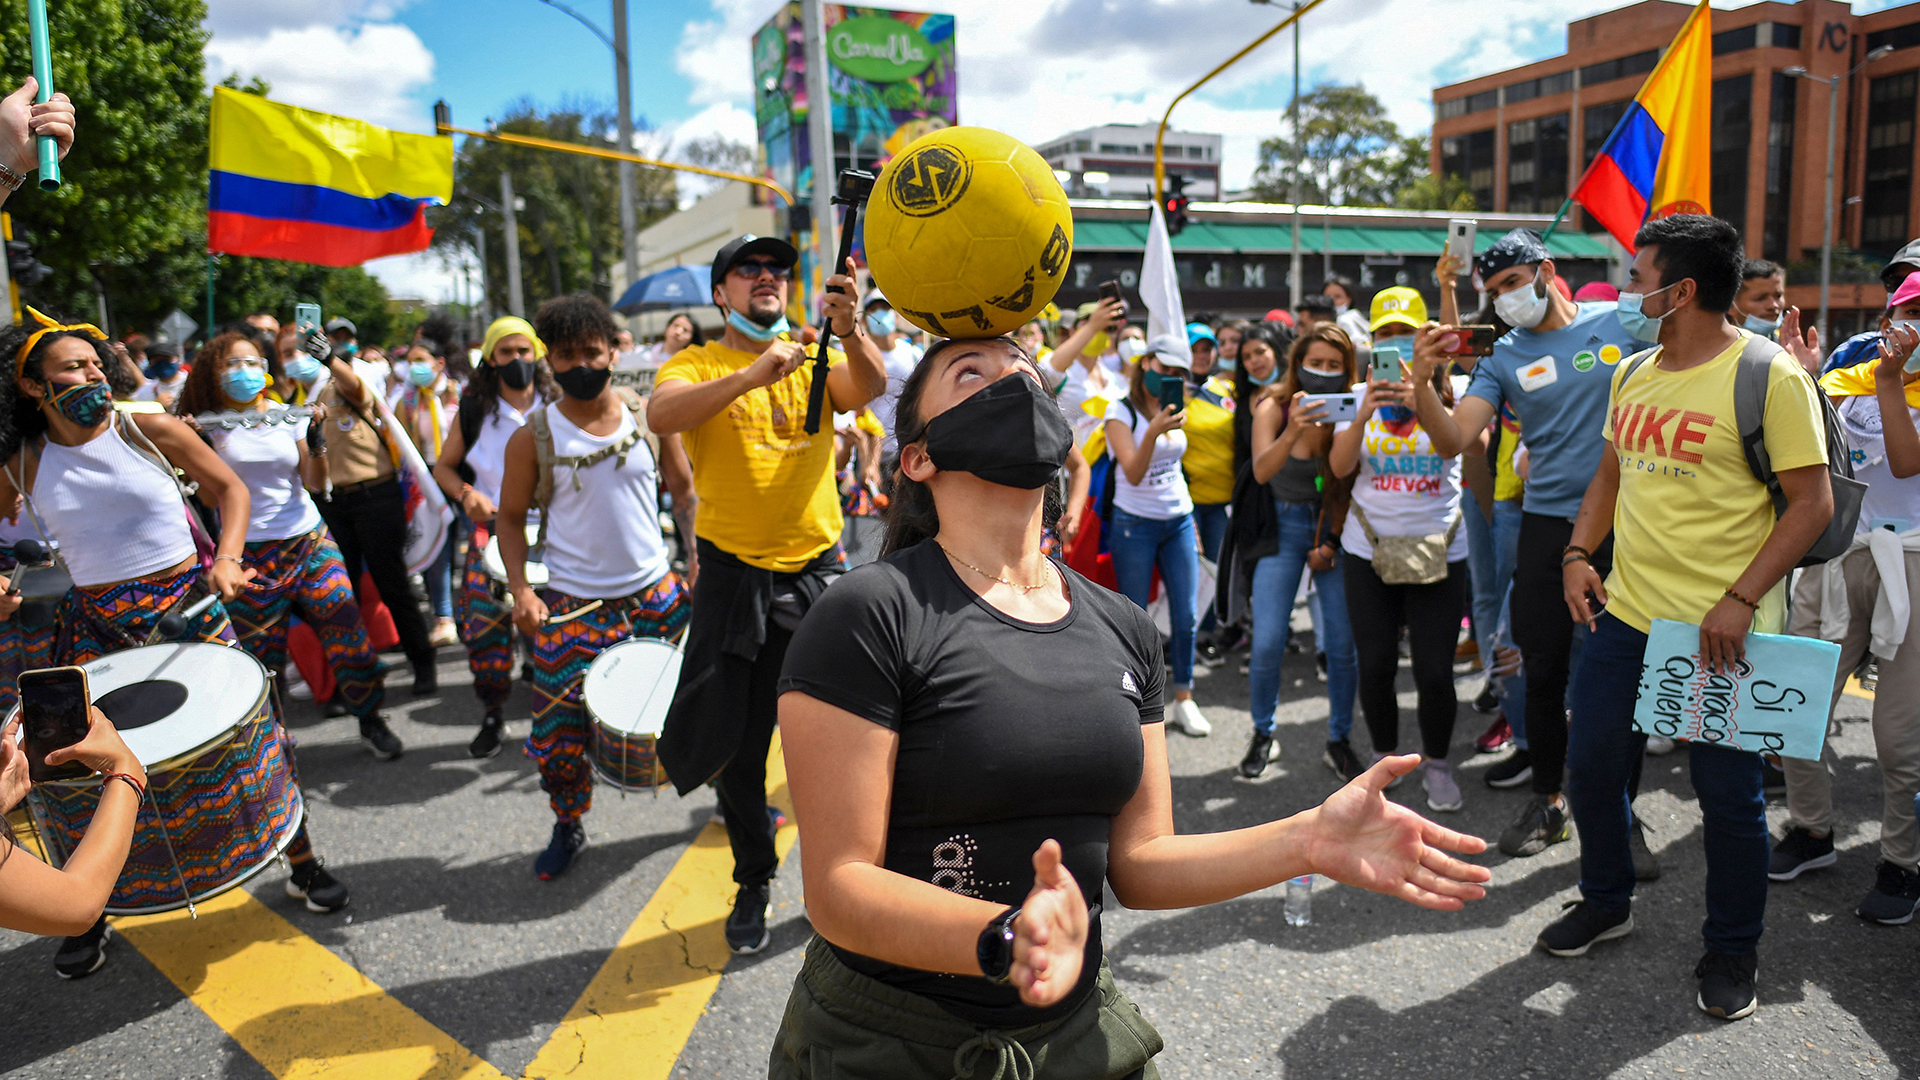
[524,735,798,1080]
[115,887,507,1080]
[1845,674,1874,701]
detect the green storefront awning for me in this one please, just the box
[1072,217,1613,260]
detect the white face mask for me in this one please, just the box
[1116,337,1146,363]
[1492,267,1552,330]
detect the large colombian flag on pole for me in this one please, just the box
[207,87,454,266]
[1569,0,1712,252]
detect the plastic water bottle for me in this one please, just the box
[1285,874,1313,926]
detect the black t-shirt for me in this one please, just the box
[777,539,1164,1027]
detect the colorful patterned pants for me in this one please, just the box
[457,522,514,709]
[0,544,57,718]
[227,530,385,720]
[56,563,318,865]
[528,573,690,823]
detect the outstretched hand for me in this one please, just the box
[1306,754,1490,910]
[1010,839,1088,1008]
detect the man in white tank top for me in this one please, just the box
[493,296,697,881]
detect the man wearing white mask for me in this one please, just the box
[861,290,922,472]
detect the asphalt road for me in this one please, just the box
[3,626,1915,1080]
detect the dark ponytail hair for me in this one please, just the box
[0,319,125,463]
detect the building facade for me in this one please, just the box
[1433,0,1920,327]
[1037,124,1223,200]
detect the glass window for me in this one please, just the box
[1863,71,1918,251]
[1713,25,1757,55]
[1467,90,1499,114]
[1507,80,1538,105]
[1711,75,1752,234]
[1866,22,1920,54]
[1540,72,1573,97]
[1506,113,1568,214]
[1763,72,1797,262]
[1770,22,1801,50]
[1442,128,1496,211]
[1438,97,1467,120]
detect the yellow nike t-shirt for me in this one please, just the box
[658,341,845,572]
[1602,332,1827,634]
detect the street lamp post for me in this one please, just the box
[1785,44,1893,347]
[537,0,641,307]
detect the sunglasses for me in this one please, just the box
[730,260,792,281]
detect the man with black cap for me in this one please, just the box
[1819,238,1920,375]
[1417,227,1646,863]
[649,235,885,955]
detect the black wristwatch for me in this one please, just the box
[976,905,1021,984]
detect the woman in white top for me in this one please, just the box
[175,329,398,759]
[396,332,463,646]
[431,316,558,759]
[1102,333,1209,738]
[1330,300,1471,814]
[494,295,692,881]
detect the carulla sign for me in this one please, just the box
[828,15,935,82]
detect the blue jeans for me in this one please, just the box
[1464,497,1529,745]
[1248,500,1357,739]
[1110,508,1198,692]
[1567,614,1769,954]
[1193,502,1230,636]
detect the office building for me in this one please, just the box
[1037,123,1223,200]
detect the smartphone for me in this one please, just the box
[1157,373,1185,413]
[1299,391,1360,425]
[1447,219,1477,268]
[1443,325,1499,357]
[20,666,91,783]
[1097,280,1123,306]
[294,303,322,337]
[1370,342,1405,384]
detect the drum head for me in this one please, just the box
[484,535,548,587]
[583,639,682,738]
[84,644,268,768]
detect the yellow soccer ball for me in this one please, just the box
[865,127,1073,339]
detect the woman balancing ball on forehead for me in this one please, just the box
[0,311,354,979]
[769,126,1491,1079]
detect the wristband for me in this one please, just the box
[1563,544,1591,559]
[0,159,23,192]
[1561,552,1591,568]
[1723,587,1760,611]
[102,771,145,800]
[214,554,244,567]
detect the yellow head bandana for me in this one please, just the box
[481,316,546,364]
[1819,358,1920,409]
[15,307,107,378]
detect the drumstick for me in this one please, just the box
[546,599,603,625]
[7,537,47,592]
[180,594,220,622]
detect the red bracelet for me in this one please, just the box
[1723,587,1760,611]
[101,772,145,800]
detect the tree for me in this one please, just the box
[1252,84,1402,206]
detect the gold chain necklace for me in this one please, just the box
[936,542,1055,593]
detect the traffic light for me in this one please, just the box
[1164,173,1190,236]
[6,238,49,286]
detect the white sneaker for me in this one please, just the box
[285,669,313,701]
[1645,735,1676,755]
[1423,759,1464,812]
[1171,698,1212,737]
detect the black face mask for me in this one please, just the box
[1296,369,1349,395]
[553,364,610,401]
[497,358,536,390]
[924,373,1073,490]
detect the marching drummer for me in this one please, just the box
[430,316,556,760]
[495,295,694,880]
[173,328,402,760]
[0,312,354,979]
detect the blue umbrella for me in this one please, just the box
[613,264,711,314]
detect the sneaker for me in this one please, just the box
[1856,860,1920,925]
[285,859,350,913]
[1238,731,1280,779]
[1485,748,1534,789]
[1169,699,1212,737]
[1537,900,1633,957]
[1499,795,1571,857]
[53,917,111,979]
[285,668,314,701]
[430,617,459,648]
[1197,639,1226,669]
[726,884,771,955]
[469,709,506,760]
[1322,739,1364,782]
[1858,659,1879,692]
[1629,816,1662,882]
[359,715,404,760]
[1644,734,1677,755]
[411,660,438,697]
[1474,715,1512,754]
[1695,951,1758,1020]
[1368,750,1407,789]
[1472,684,1501,715]
[1315,651,1328,683]
[1423,759,1464,812]
[1237,659,1251,676]
[535,821,587,880]
[1768,826,1836,881]
[1456,638,1479,663]
[1760,756,1786,796]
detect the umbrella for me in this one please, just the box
[613,264,711,315]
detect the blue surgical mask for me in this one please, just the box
[144,360,179,382]
[222,368,267,403]
[1616,283,1676,344]
[408,363,438,387]
[727,308,789,343]
[1741,314,1781,338]
[284,356,325,384]
[865,309,896,337]
[1248,366,1279,386]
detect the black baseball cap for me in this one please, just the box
[710,234,800,291]
[1475,228,1552,283]
[324,316,357,337]
[1883,239,1920,291]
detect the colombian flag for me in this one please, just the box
[1570,0,1712,252]
[207,87,454,266]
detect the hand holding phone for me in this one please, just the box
[1297,392,1358,425]
[1370,341,1409,385]
[1156,373,1185,414]
[1442,325,1498,357]
[294,303,322,337]
[21,666,93,783]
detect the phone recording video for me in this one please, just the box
[1157,373,1185,414]
[20,666,92,784]
[1443,325,1499,357]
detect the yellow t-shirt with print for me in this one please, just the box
[658,341,845,572]
[1182,375,1238,506]
[1601,332,1827,635]
[1492,404,1524,503]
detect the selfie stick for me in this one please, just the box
[26,0,60,191]
[803,169,876,436]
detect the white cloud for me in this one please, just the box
[205,22,438,132]
[204,0,414,38]
[364,249,470,306]
[655,102,763,208]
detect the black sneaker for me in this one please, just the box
[1629,816,1661,882]
[535,821,587,880]
[1768,826,1836,881]
[1537,900,1633,957]
[726,884,771,955]
[1856,860,1920,925]
[286,859,350,913]
[1322,739,1364,782]
[469,709,506,760]
[1472,685,1500,714]
[1760,756,1786,796]
[323,700,349,718]
[1695,951,1758,1020]
[411,660,438,696]
[359,715,404,760]
[1499,795,1571,857]
[1238,732,1279,779]
[54,917,111,979]
[1485,748,1534,789]
[1197,639,1226,669]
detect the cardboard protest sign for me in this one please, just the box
[1632,619,1842,761]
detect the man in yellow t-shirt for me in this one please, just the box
[649,234,886,955]
[1549,215,1833,1020]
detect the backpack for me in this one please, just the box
[527,400,661,548]
[1620,335,1864,567]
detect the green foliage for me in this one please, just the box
[1787,245,1882,286]
[1250,84,1469,212]
[1396,172,1478,213]
[208,257,396,346]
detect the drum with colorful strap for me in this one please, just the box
[24,642,302,914]
[583,637,681,791]
[483,522,548,595]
